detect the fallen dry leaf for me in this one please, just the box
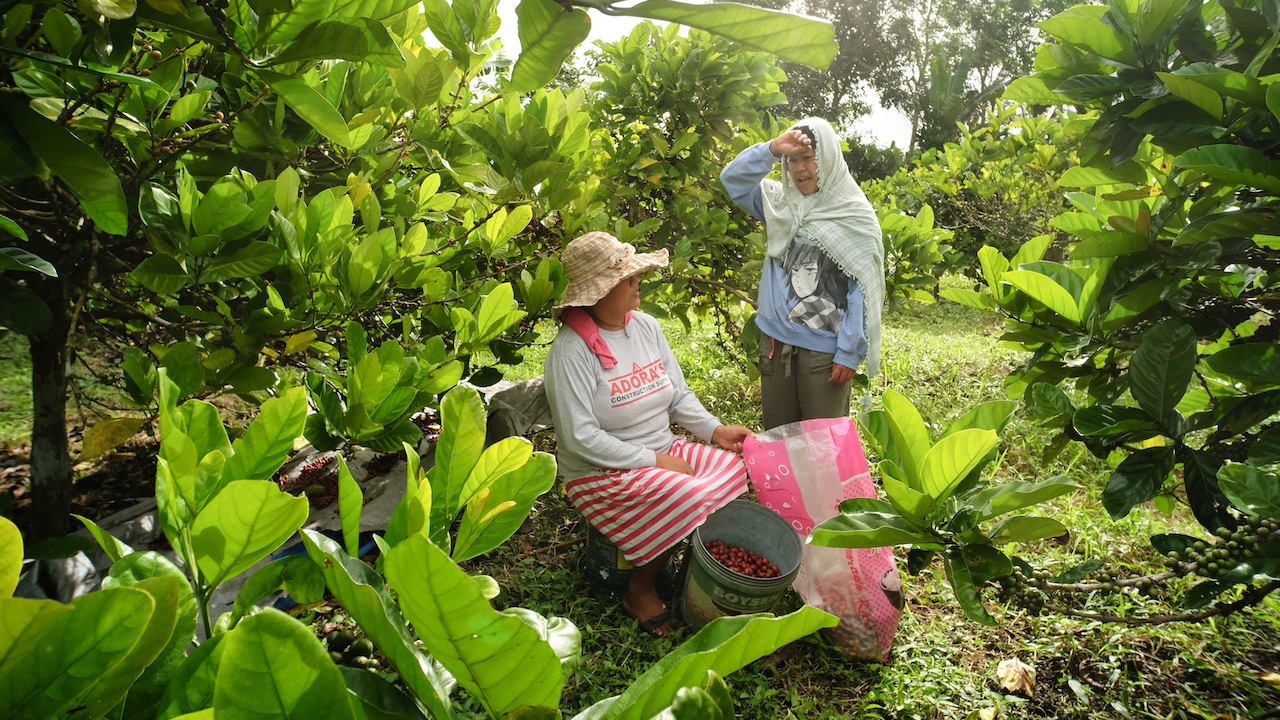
[997,658,1036,696]
[1260,672,1280,685]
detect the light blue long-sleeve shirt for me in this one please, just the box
[721,141,867,369]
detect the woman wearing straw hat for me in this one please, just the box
[544,231,753,636]
[721,117,884,429]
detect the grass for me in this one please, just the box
[470,287,1280,719]
[0,332,33,447]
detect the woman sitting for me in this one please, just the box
[544,231,753,636]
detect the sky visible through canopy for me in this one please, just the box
[490,0,912,148]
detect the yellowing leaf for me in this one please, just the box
[285,331,317,355]
[636,158,660,169]
[996,658,1036,696]
[82,417,146,460]
[645,174,662,184]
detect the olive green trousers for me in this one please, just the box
[757,335,853,431]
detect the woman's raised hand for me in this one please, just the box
[769,129,812,158]
[712,424,755,453]
[656,453,695,476]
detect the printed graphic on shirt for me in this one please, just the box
[609,360,671,408]
[781,241,846,333]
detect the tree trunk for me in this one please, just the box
[26,273,71,540]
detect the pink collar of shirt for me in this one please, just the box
[561,308,633,369]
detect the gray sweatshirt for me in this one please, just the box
[543,312,722,481]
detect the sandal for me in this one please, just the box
[625,606,680,637]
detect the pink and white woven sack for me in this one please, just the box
[743,416,902,661]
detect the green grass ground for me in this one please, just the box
[471,293,1280,720]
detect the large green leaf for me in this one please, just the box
[0,587,154,719]
[230,556,324,628]
[509,0,592,93]
[944,549,996,625]
[622,0,837,70]
[809,507,937,548]
[880,473,937,522]
[1073,405,1156,436]
[268,18,405,67]
[918,428,999,502]
[988,516,1068,544]
[457,436,533,510]
[0,598,67,668]
[964,476,1082,520]
[200,242,283,284]
[1176,144,1280,195]
[1000,269,1081,323]
[385,534,561,717]
[337,666,428,720]
[1217,464,1280,518]
[585,608,838,720]
[337,456,363,557]
[1040,6,1138,66]
[0,247,55,276]
[71,577,182,720]
[301,531,454,720]
[0,516,20,597]
[1205,343,1280,388]
[475,283,524,344]
[221,388,308,482]
[453,451,557,562]
[213,609,355,720]
[428,386,487,545]
[1129,319,1197,421]
[1156,71,1222,120]
[260,71,353,149]
[239,0,419,50]
[1102,446,1176,519]
[0,279,52,335]
[155,634,225,720]
[940,400,1016,439]
[190,480,309,587]
[0,97,127,235]
[879,389,931,487]
[1183,448,1229,531]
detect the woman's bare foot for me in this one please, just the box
[622,589,678,636]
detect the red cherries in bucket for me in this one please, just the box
[703,539,781,579]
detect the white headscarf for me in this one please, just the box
[761,117,885,377]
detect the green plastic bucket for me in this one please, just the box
[582,524,677,602]
[679,499,803,630]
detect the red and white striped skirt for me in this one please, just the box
[565,438,748,565]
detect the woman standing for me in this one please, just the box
[721,117,884,430]
[544,232,753,636]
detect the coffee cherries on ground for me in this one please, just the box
[704,540,781,579]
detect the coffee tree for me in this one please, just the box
[0,0,836,538]
[819,0,1280,623]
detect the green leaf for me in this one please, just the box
[0,247,55,276]
[964,476,1082,520]
[301,531,454,719]
[133,255,191,295]
[959,544,1013,586]
[622,0,837,70]
[337,456,363,557]
[1102,446,1176,519]
[1040,6,1138,66]
[809,508,937,548]
[155,634,225,720]
[453,452,557,562]
[190,480,309,587]
[1072,230,1148,258]
[475,283,524,344]
[503,607,582,674]
[1,516,20,597]
[589,607,838,720]
[1073,405,1156,436]
[72,513,133,563]
[231,555,324,629]
[385,534,561,717]
[1000,269,1081,323]
[938,287,996,310]
[509,0,592,93]
[260,71,353,149]
[1217,463,1280,518]
[940,400,1016,438]
[919,429,999,503]
[1176,144,1280,196]
[1058,162,1146,187]
[0,279,52,335]
[0,214,29,242]
[0,97,127,235]
[988,516,1067,544]
[337,666,428,720]
[1156,72,1223,120]
[213,609,355,720]
[879,388,931,488]
[268,18,405,68]
[880,474,937,522]
[1205,343,1280,388]
[222,388,308,482]
[457,437,533,510]
[1129,320,1197,421]
[428,386,487,544]
[944,549,996,625]
[0,587,155,719]
[200,242,283,284]
[1183,448,1229,531]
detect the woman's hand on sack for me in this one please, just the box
[712,424,755,453]
[769,129,811,158]
[829,363,854,384]
[656,453,695,476]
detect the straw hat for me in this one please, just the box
[556,232,669,308]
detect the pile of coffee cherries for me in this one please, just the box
[704,539,781,578]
